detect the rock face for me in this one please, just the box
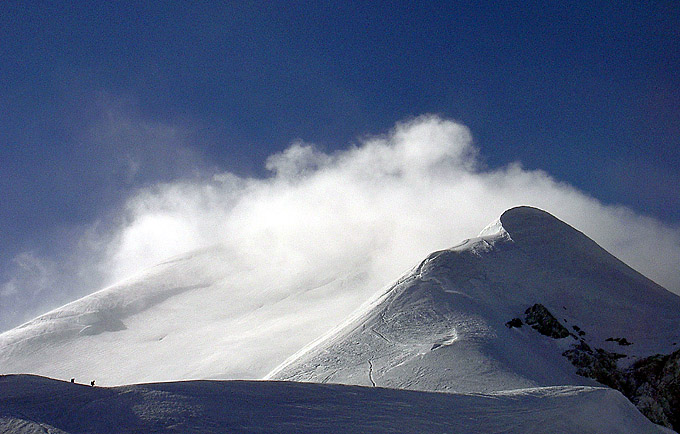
[625,349,680,430]
[505,318,523,329]
[524,304,570,339]
[564,343,680,430]
[520,302,680,431]
[562,340,626,390]
[606,337,632,346]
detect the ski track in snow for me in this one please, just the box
[367,360,376,387]
[371,328,390,343]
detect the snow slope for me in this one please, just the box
[2,205,678,401]
[0,374,669,434]
[0,246,377,385]
[268,206,680,393]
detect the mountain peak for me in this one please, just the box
[500,205,553,224]
[496,206,612,265]
[499,206,579,243]
[478,206,584,250]
[269,206,680,392]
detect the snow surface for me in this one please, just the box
[1,206,679,433]
[268,207,680,393]
[0,246,379,385]
[0,374,669,434]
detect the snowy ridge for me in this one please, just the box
[270,207,680,393]
[266,218,513,381]
[0,375,668,434]
[266,275,401,381]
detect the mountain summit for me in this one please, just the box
[268,206,680,395]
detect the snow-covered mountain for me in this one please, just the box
[269,206,680,389]
[2,206,679,431]
[0,246,377,385]
[267,206,680,428]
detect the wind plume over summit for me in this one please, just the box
[2,116,680,334]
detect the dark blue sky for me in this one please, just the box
[1,1,679,275]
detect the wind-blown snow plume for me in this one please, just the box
[2,115,680,332]
[106,115,680,291]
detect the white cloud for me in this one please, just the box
[0,253,60,329]
[3,114,679,335]
[265,140,331,179]
[103,114,680,295]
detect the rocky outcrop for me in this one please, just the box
[625,349,680,430]
[572,325,585,336]
[524,304,570,339]
[516,303,680,431]
[505,318,523,329]
[605,337,632,346]
[563,342,680,430]
[562,340,626,390]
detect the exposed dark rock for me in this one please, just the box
[505,318,523,329]
[572,325,586,336]
[624,349,680,430]
[562,340,626,390]
[564,339,679,431]
[605,337,632,346]
[524,304,570,339]
[519,303,679,430]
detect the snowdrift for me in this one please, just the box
[0,375,667,434]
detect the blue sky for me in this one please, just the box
[1,2,679,328]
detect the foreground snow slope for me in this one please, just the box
[269,206,680,393]
[0,375,669,434]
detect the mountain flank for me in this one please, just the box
[269,206,680,429]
